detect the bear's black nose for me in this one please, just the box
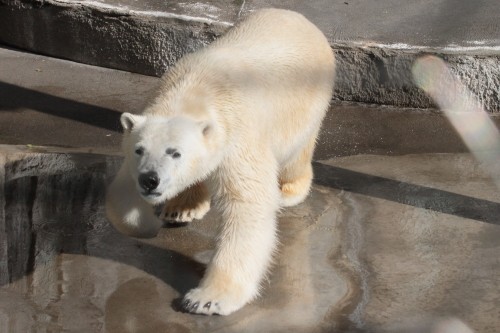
[139,171,159,192]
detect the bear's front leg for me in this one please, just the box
[160,181,211,223]
[182,156,280,315]
[106,162,162,238]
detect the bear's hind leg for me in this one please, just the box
[279,135,316,207]
[160,181,211,223]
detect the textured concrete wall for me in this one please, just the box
[1,0,499,112]
[334,45,500,112]
[0,1,226,76]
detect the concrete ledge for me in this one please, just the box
[2,47,500,158]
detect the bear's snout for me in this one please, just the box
[139,171,160,192]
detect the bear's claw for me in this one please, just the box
[190,302,199,312]
[182,297,220,315]
[182,287,244,315]
[181,298,203,314]
[182,299,191,309]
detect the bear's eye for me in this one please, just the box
[135,147,144,156]
[166,148,181,159]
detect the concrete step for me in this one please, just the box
[1,0,499,112]
[2,47,500,157]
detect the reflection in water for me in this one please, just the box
[387,317,474,333]
[0,153,201,332]
[104,277,189,333]
[0,154,111,331]
[2,154,113,286]
[0,290,35,332]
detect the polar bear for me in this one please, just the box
[106,8,335,315]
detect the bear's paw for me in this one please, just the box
[181,285,249,316]
[160,182,211,223]
[160,200,210,223]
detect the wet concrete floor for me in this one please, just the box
[0,145,499,332]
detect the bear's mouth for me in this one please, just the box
[141,191,161,197]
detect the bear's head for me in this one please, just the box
[120,113,221,205]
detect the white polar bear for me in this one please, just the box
[106,8,335,315]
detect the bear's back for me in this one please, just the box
[149,9,335,163]
[211,9,335,154]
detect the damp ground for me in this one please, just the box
[1,146,499,333]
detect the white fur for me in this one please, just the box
[106,8,335,315]
[106,163,162,238]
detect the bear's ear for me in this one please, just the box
[199,120,214,137]
[120,113,145,133]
